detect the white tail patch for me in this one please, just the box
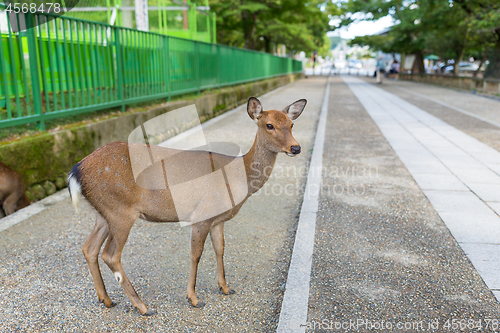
[114,272,123,284]
[68,175,81,214]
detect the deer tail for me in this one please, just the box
[68,163,82,214]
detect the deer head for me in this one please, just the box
[247,97,307,156]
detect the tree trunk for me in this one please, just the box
[412,52,425,74]
[453,45,466,76]
[473,47,488,78]
[241,8,257,50]
[485,40,500,79]
[264,36,271,53]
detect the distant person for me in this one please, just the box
[376,56,385,84]
[389,60,400,74]
[312,52,317,75]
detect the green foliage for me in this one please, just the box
[318,34,332,57]
[338,0,500,77]
[209,0,333,54]
[350,35,395,54]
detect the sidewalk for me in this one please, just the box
[363,77,500,153]
[306,76,500,331]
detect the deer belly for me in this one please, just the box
[137,189,179,223]
[170,169,248,226]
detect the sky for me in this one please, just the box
[327,15,394,39]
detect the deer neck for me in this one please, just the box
[243,132,278,195]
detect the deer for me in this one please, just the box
[0,161,30,218]
[68,97,306,315]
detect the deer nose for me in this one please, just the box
[291,145,301,155]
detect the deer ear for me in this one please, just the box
[247,97,263,122]
[283,99,307,120]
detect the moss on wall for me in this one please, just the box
[0,127,94,186]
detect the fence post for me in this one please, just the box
[217,44,221,88]
[165,35,171,101]
[195,41,200,94]
[114,27,125,112]
[25,13,44,129]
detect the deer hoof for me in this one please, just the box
[142,309,156,316]
[193,301,205,308]
[219,287,236,295]
[187,297,205,308]
[100,300,117,308]
[105,302,118,308]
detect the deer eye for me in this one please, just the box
[266,124,275,130]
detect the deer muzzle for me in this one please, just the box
[287,145,301,157]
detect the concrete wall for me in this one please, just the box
[0,74,303,201]
[399,73,500,97]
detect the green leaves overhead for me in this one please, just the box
[209,0,332,54]
[339,0,500,77]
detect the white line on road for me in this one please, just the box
[277,76,331,332]
[396,86,500,128]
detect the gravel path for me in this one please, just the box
[0,76,326,333]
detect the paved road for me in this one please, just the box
[2,74,500,332]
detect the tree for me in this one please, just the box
[338,0,500,77]
[454,0,500,78]
[208,0,333,54]
[317,34,332,58]
[341,0,428,73]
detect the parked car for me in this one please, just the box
[348,59,363,69]
[436,62,479,73]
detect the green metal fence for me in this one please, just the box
[0,9,302,130]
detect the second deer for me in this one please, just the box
[68,97,306,315]
[0,161,30,217]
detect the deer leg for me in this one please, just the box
[210,222,235,295]
[101,213,154,316]
[187,220,211,308]
[82,213,114,308]
[2,191,21,215]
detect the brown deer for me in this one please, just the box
[0,161,30,217]
[68,97,306,315]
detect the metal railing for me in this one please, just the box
[0,8,302,130]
